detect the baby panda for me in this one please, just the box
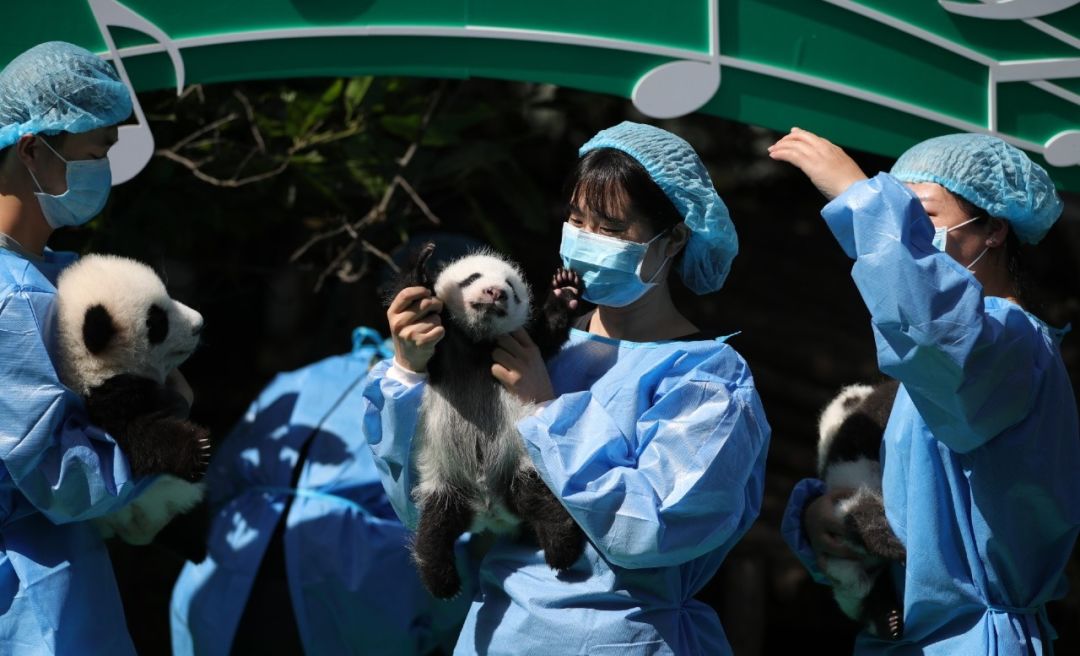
[394,243,586,599]
[816,379,906,640]
[54,254,211,548]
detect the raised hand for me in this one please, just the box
[768,127,868,201]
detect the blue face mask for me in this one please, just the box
[931,214,989,270]
[559,222,671,308]
[25,137,112,229]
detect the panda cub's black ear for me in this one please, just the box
[83,305,117,354]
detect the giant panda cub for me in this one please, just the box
[54,254,211,547]
[816,380,905,640]
[394,243,586,599]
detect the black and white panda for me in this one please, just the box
[393,243,586,599]
[816,379,905,640]
[54,254,211,546]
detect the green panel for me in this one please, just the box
[855,0,1080,59]
[2,0,1078,190]
[118,1,465,38]
[704,64,1080,192]
[1041,5,1080,35]
[467,0,710,51]
[124,37,470,88]
[998,80,1080,143]
[720,1,988,125]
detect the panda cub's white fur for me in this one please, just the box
[414,252,534,534]
[55,254,206,545]
[432,252,531,341]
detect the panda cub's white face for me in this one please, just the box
[55,255,204,396]
[433,252,531,341]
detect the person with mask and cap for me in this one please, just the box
[365,121,771,655]
[770,128,1080,654]
[0,41,160,655]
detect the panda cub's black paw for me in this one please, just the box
[126,416,212,482]
[417,558,462,600]
[551,268,582,312]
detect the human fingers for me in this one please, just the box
[494,334,521,356]
[400,322,444,346]
[768,136,817,161]
[389,296,443,334]
[491,346,520,370]
[491,362,520,386]
[388,286,432,314]
[510,328,536,350]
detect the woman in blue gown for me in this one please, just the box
[771,128,1080,655]
[363,121,771,655]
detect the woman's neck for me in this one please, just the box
[589,284,698,342]
[974,250,1021,307]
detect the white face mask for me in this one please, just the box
[931,215,989,270]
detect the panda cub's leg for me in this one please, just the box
[510,467,585,571]
[413,488,473,599]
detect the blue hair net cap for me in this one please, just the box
[579,121,738,294]
[0,41,132,150]
[890,133,1063,245]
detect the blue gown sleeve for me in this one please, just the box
[0,285,139,523]
[519,348,770,570]
[780,478,831,585]
[822,173,1044,453]
[362,359,425,531]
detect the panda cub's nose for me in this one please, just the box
[482,287,507,302]
[191,322,204,337]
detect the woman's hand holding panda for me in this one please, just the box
[492,329,555,405]
[165,369,194,410]
[804,487,863,574]
[388,286,445,373]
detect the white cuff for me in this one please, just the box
[387,360,428,387]
[531,399,553,415]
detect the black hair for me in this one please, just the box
[564,147,684,237]
[953,194,1035,311]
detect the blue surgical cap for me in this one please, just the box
[0,41,132,151]
[890,133,1063,245]
[579,121,738,294]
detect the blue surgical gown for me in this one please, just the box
[782,174,1080,655]
[364,328,771,655]
[170,345,471,656]
[0,247,145,655]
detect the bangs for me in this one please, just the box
[564,147,683,231]
[568,160,633,221]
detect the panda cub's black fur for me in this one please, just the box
[816,380,906,640]
[393,243,586,599]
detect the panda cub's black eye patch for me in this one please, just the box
[458,273,482,288]
[83,304,116,354]
[147,304,169,344]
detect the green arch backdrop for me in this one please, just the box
[6,0,1080,188]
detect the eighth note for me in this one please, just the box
[88,0,185,185]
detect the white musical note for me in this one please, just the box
[631,0,721,118]
[87,0,185,185]
[1044,130,1080,166]
[939,0,1080,20]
